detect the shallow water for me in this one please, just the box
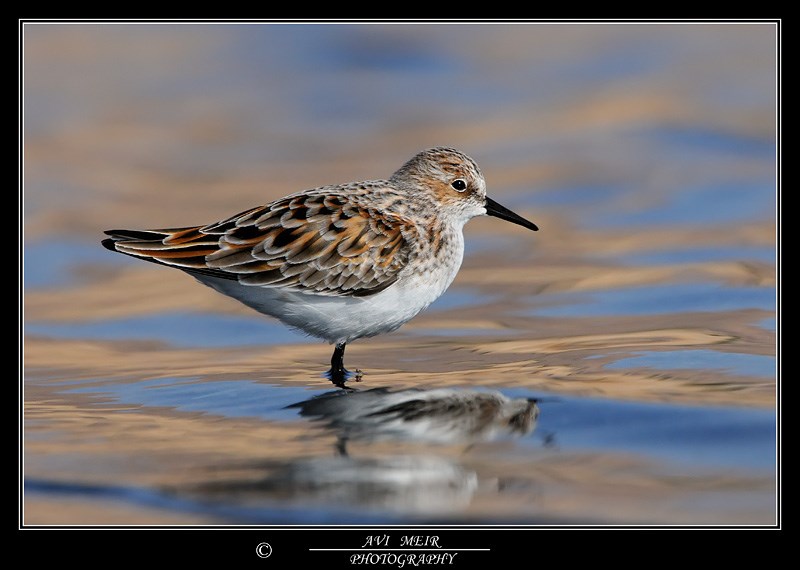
[22,22,777,526]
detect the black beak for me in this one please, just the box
[485,197,538,231]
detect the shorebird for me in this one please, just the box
[102,147,538,385]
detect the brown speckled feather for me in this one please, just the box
[103,192,417,297]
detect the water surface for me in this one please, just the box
[22,22,777,526]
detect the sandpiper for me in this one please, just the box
[102,147,538,385]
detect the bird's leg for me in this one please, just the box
[326,342,352,388]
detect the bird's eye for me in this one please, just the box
[451,179,467,192]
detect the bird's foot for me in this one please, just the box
[325,366,358,389]
[326,342,362,388]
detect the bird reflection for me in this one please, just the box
[288,387,540,451]
[203,454,480,514]
[190,387,540,517]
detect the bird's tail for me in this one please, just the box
[102,227,221,272]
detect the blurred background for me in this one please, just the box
[23,22,777,526]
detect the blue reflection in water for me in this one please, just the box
[524,182,624,209]
[598,181,774,228]
[25,313,312,347]
[616,245,775,266]
[65,378,322,421]
[501,126,775,226]
[531,282,774,317]
[758,317,777,331]
[606,349,775,378]
[24,240,129,288]
[645,126,776,158]
[503,388,775,472]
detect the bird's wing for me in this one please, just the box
[103,193,416,297]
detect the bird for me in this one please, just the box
[102,147,538,386]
